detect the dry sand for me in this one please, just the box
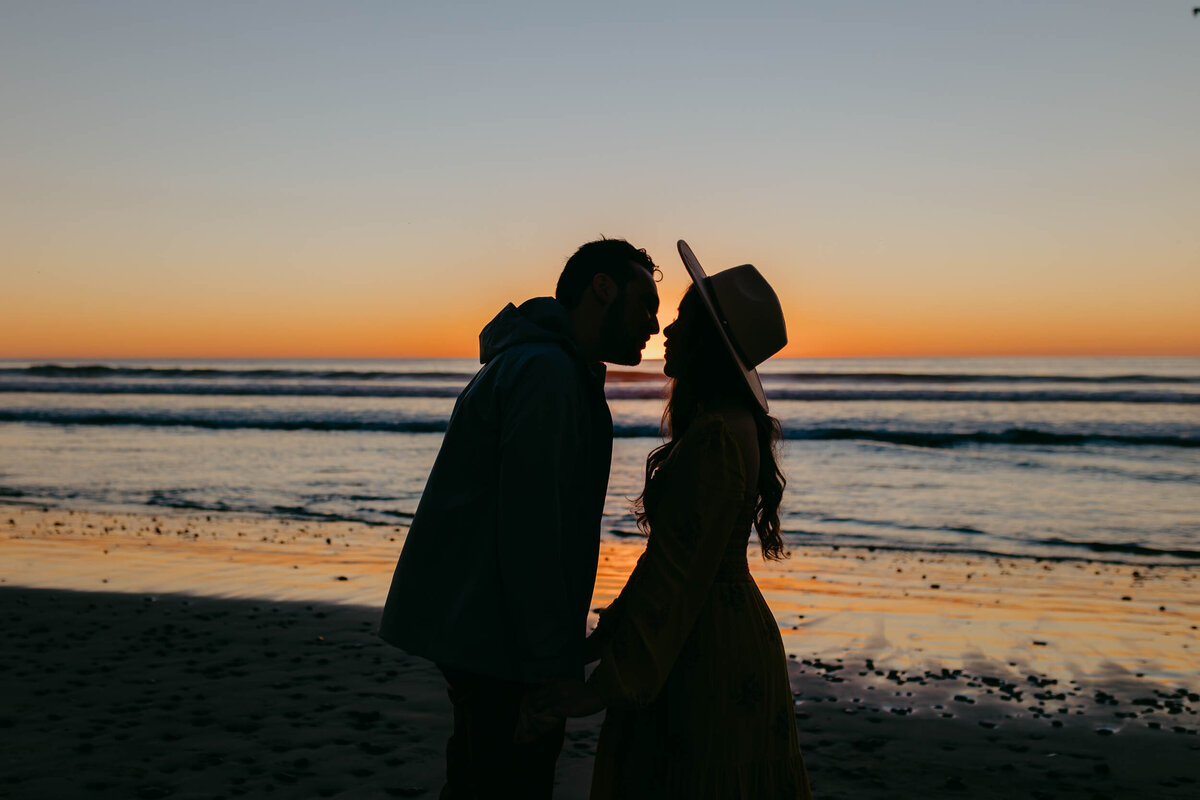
[2,504,1198,799]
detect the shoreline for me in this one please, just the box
[2,503,1199,797]
[7,494,1197,570]
[5,503,1195,688]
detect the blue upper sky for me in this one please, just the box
[3,1,1198,356]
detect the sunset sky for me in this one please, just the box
[3,1,1198,359]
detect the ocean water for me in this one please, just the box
[0,357,1197,566]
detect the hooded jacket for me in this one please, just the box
[378,297,613,683]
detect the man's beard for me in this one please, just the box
[598,293,641,366]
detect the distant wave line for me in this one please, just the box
[1,409,1196,447]
[6,363,1200,386]
[2,380,1199,404]
[765,371,1200,385]
[0,381,470,398]
[0,410,452,434]
[0,364,478,381]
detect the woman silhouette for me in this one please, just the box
[530,241,812,799]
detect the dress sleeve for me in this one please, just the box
[587,417,747,705]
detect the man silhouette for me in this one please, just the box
[379,238,661,799]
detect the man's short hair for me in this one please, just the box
[555,238,658,310]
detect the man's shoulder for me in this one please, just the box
[487,341,580,381]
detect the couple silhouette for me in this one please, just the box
[379,238,812,799]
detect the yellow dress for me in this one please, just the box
[587,414,813,799]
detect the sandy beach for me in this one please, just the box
[2,504,1198,799]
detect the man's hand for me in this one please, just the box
[514,693,563,745]
[513,678,606,744]
[582,632,603,664]
[535,677,606,718]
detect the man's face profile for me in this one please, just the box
[599,263,660,366]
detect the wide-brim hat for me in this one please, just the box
[677,240,787,412]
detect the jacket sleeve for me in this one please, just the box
[495,351,586,683]
[586,418,746,705]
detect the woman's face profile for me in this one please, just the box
[662,291,704,380]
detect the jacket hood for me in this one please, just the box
[479,297,580,364]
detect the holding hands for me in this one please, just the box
[514,677,606,744]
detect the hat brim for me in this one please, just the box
[677,240,769,413]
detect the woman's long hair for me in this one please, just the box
[634,290,788,560]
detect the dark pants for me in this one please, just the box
[437,665,566,800]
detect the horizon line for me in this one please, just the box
[3,352,1200,362]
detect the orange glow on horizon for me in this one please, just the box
[5,302,1199,360]
[5,246,1199,360]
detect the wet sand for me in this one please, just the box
[2,504,1198,798]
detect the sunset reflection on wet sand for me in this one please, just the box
[7,505,1194,694]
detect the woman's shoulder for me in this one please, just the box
[686,407,759,463]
